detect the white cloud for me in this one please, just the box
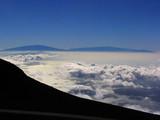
[66,84,93,91]
[2,53,160,115]
[94,88,114,100]
[2,53,55,66]
[56,63,160,89]
[153,111,160,115]
[124,104,152,113]
[53,62,160,114]
[123,104,160,115]
[72,93,93,100]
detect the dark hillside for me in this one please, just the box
[0,59,159,120]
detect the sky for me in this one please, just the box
[0,0,160,51]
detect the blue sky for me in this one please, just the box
[0,0,160,51]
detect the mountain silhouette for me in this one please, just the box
[69,46,153,52]
[0,59,159,120]
[2,45,65,51]
[2,45,153,52]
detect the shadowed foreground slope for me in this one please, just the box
[0,59,159,120]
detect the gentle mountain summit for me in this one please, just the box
[2,45,153,52]
[2,45,65,51]
[69,46,153,52]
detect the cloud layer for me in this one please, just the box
[3,54,49,62]
[55,62,160,114]
[2,52,160,115]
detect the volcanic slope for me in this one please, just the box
[0,59,159,120]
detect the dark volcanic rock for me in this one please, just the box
[0,59,159,120]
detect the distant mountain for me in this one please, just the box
[2,45,153,52]
[2,45,65,51]
[69,46,153,52]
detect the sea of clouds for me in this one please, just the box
[1,52,160,115]
[55,62,160,114]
